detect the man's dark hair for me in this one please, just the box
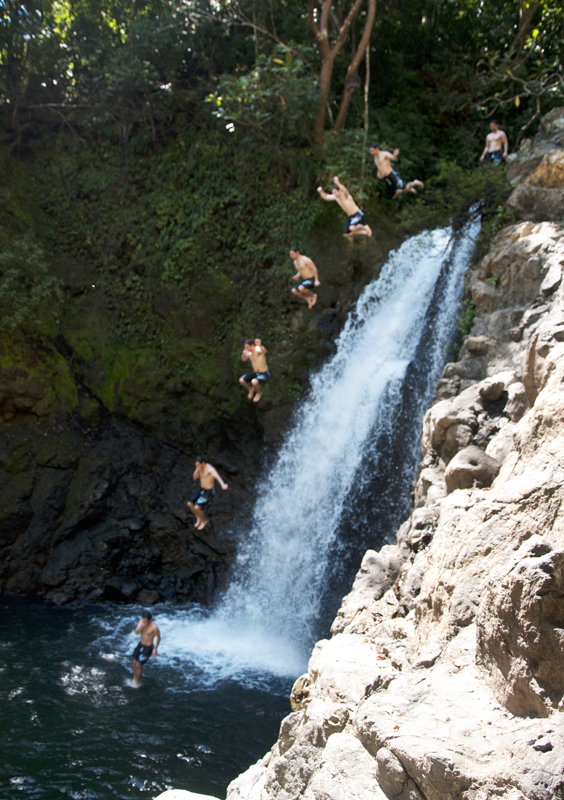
[491,119,498,125]
[370,143,379,150]
[244,338,255,345]
[195,455,205,463]
[289,246,300,253]
[332,184,340,191]
[142,611,153,620]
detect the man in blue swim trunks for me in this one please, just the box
[289,247,320,309]
[480,120,509,165]
[317,176,372,238]
[369,144,424,199]
[131,611,160,686]
[239,338,270,403]
[187,456,229,530]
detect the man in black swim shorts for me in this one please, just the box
[369,144,424,199]
[187,457,228,530]
[480,120,508,165]
[131,611,160,686]
[240,338,270,403]
[289,247,320,309]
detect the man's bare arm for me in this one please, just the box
[317,187,336,201]
[333,176,350,198]
[502,131,509,157]
[134,618,146,634]
[208,464,228,490]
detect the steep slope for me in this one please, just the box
[224,108,564,800]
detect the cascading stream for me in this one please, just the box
[215,223,479,664]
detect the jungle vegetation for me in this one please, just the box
[0,0,563,431]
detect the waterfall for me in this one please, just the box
[161,224,478,680]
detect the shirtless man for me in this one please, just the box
[480,120,509,165]
[369,144,424,200]
[131,611,160,687]
[289,247,320,309]
[317,176,372,238]
[239,338,270,402]
[187,456,228,530]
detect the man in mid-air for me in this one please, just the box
[131,611,160,686]
[187,456,228,530]
[369,144,425,200]
[317,177,372,238]
[239,338,270,403]
[289,247,320,309]
[480,120,509,165]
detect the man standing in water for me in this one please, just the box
[369,144,425,199]
[480,120,509,165]
[317,176,372,238]
[239,338,270,402]
[131,611,160,687]
[289,247,320,309]
[187,456,228,530]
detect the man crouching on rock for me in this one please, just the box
[131,611,160,686]
[239,338,270,403]
[187,456,228,530]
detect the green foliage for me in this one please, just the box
[0,236,61,331]
[207,44,318,145]
[457,298,478,338]
[398,160,513,233]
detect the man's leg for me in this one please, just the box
[292,286,317,308]
[132,659,142,686]
[193,504,207,529]
[400,179,424,196]
[252,378,263,403]
[239,376,255,399]
[345,224,372,238]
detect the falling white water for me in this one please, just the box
[160,224,479,680]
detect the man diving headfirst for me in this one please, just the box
[369,145,424,200]
[480,120,509,165]
[317,177,372,238]
[187,456,228,530]
[289,247,320,309]
[240,338,270,403]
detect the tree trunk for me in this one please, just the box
[309,0,366,146]
[333,0,377,132]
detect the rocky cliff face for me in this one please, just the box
[0,228,400,605]
[225,109,564,800]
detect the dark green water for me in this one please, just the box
[0,598,294,800]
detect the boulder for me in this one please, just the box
[476,536,564,717]
[444,445,500,493]
[507,184,564,222]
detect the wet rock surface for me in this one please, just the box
[0,415,245,605]
[224,107,564,800]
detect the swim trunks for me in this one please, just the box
[485,150,504,165]
[188,487,215,508]
[295,277,316,292]
[242,371,270,385]
[343,209,365,234]
[383,170,407,199]
[133,642,153,664]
